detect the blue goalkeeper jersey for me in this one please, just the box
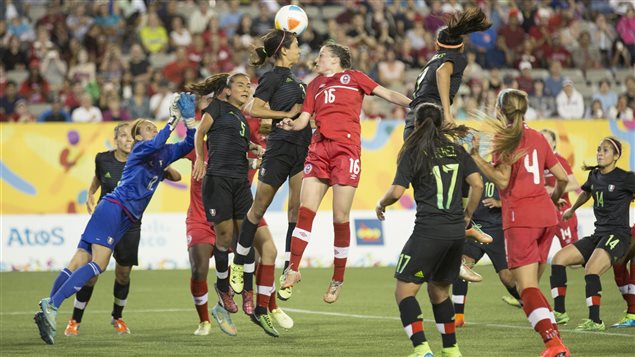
[104,125,194,220]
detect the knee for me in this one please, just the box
[427,283,450,304]
[333,212,350,224]
[191,266,208,281]
[552,252,565,265]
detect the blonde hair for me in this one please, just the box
[130,118,155,142]
[481,89,528,165]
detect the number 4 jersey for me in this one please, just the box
[494,125,559,229]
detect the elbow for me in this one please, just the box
[498,178,509,191]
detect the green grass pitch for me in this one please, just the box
[1,267,633,356]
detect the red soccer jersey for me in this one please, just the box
[185,149,209,228]
[302,69,379,147]
[495,125,560,229]
[544,152,572,207]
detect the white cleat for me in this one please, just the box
[271,308,294,329]
[193,321,212,336]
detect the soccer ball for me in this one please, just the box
[274,5,308,35]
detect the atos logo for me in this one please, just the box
[354,219,384,246]
[7,227,65,246]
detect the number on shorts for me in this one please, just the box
[147,175,159,191]
[324,88,336,104]
[348,158,360,175]
[605,234,618,250]
[485,181,495,198]
[523,149,540,184]
[432,164,459,209]
[595,191,604,208]
[396,254,411,274]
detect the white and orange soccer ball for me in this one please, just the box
[274,5,308,35]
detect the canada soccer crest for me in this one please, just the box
[304,163,312,174]
[340,74,350,84]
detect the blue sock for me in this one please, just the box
[50,268,72,297]
[51,262,102,309]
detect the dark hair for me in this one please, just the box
[250,29,296,66]
[322,40,352,69]
[114,122,129,139]
[437,7,492,47]
[185,73,248,97]
[598,78,611,87]
[398,103,470,175]
[582,137,622,171]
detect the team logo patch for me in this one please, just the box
[187,235,192,245]
[354,219,384,246]
[209,209,216,217]
[304,163,312,174]
[107,236,114,245]
[340,74,351,84]
[608,184,615,192]
[260,167,266,176]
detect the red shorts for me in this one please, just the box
[552,210,579,247]
[505,226,554,269]
[186,223,216,249]
[304,139,361,187]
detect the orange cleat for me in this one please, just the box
[111,318,130,335]
[64,319,80,336]
[455,313,465,328]
[466,224,493,244]
[280,268,301,289]
[539,337,570,357]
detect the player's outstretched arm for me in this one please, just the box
[193,112,213,181]
[372,86,411,107]
[436,62,455,124]
[277,111,310,131]
[248,97,302,119]
[165,93,197,164]
[376,184,406,221]
[563,190,591,221]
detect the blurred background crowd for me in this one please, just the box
[1,0,634,123]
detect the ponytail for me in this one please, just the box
[250,29,296,66]
[185,73,230,97]
[437,7,492,48]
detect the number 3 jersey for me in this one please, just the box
[493,125,559,229]
[202,99,250,178]
[393,144,478,240]
[581,167,635,237]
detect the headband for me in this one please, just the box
[603,137,621,157]
[436,40,464,49]
[272,31,287,58]
[498,89,512,107]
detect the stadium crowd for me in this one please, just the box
[1,0,634,123]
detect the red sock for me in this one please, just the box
[269,291,278,310]
[332,222,350,282]
[536,288,559,336]
[289,207,316,272]
[521,287,558,344]
[627,262,635,314]
[256,264,275,311]
[190,279,209,322]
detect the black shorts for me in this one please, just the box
[403,110,415,140]
[573,233,631,264]
[258,140,308,188]
[202,175,252,223]
[395,228,464,284]
[463,225,508,272]
[113,222,141,267]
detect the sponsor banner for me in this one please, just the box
[1,208,619,271]
[1,120,632,215]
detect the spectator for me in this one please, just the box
[40,49,67,92]
[624,75,635,108]
[251,2,273,36]
[149,79,173,120]
[616,5,635,64]
[102,97,132,122]
[126,82,152,119]
[611,39,633,68]
[139,12,169,54]
[36,2,65,33]
[544,60,564,97]
[7,16,35,43]
[347,14,378,49]
[37,97,71,122]
[542,35,572,68]
[128,44,151,82]
[556,79,585,118]
[572,31,601,71]
[441,0,463,14]
[592,79,618,113]
[517,39,539,69]
[406,21,428,51]
[219,0,242,38]
[32,26,56,61]
[585,99,606,119]
[170,16,192,48]
[189,0,215,35]
[71,93,102,122]
[377,49,405,89]
[529,79,556,118]
[19,62,50,104]
[497,8,526,62]
[162,47,197,85]
[0,20,8,47]
[516,61,535,95]
[469,22,497,67]
[94,3,124,39]
[485,36,511,69]
[99,45,126,83]
[397,38,417,68]
[589,14,616,66]
[158,0,182,33]
[235,15,255,48]
[65,3,94,42]
[67,48,96,87]
[423,0,444,33]
[0,81,23,120]
[0,35,28,71]
[8,99,35,122]
[61,80,83,112]
[608,94,634,121]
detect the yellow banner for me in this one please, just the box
[1,120,632,214]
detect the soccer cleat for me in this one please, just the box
[574,318,605,331]
[241,290,254,315]
[610,313,635,328]
[540,337,570,357]
[408,342,434,357]
[211,303,237,336]
[64,319,80,336]
[459,261,482,283]
[323,280,343,303]
[34,312,55,345]
[229,263,244,294]
[280,267,301,289]
[271,308,294,329]
[111,318,130,334]
[38,298,57,333]
[214,283,238,313]
[250,313,280,337]
[193,321,212,336]
[554,311,570,325]
[466,224,493,244]
[277,275,293,301]
[440,344,463,357]
[501,295,523,308]
[455,313,465,328]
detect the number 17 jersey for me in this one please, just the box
[494,125,559,229]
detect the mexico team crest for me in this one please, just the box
[304,163,312,174]
[340,74,350,84]
[608,184,615,192]
[209,209,216,217]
